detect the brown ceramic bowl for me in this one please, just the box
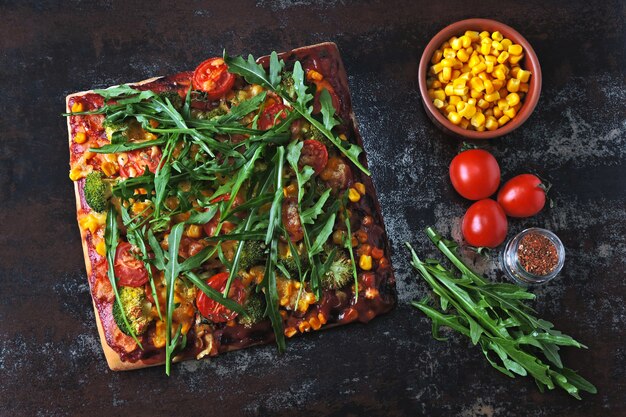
[418,18,541,139]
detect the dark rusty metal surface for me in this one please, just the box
[0,1,624,416]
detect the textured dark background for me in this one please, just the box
[1,1,625,416]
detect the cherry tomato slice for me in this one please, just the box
[114,242,149,287]
[196,272,246,323]
[192,57,236,100]
[258,102,288,130]
[497,174,546,218]
[462,199,508,248]
[449,149,500,200]
[118,147,162,179]
[299,140,329,175]
[282,197,304,242]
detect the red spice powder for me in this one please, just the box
[517,232,558,276]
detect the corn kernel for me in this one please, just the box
[497,99,509,111]
[74,132,87,144]
[471,112,486,128]
[449,95,461,106]
[285,327,297,338]
[444,48,456,59]
[431,80,442,89]
[447,111,462,125]
[442,66,452,82]
[359,254,373,271]
[96,240,106,257]
[504,107,517,119]
[427,88,436,99]
[444,104,455,115]
[477,99,490,109]
[459,71,472,81]
[485,116,499,131]
[501,38,513,50]
[491,40,503,52]
[354,182,366,195]
[453,86,469,96]
[516,69,531,83]
[307,69,323,81]
[186,224,202,239]
[467,98,476,106]
[483,79,495,94]
[432,63,444,74]
[71,102,84,112]
[484,91,500,103]
[431,49,443,64]
[491,31,503,41]
[470,77,484,92]
[497,51,510,64]
[493,106,503,118]
[433,89,446,101]
[506,92,521,107]
[348,188,361,203]
[444,84,455,96]
[479,31,490,38]
[450,37,463,50]
[480,39,491,55]
[298,321,311,333]
[498,115,511,126]
[492,79,505,91]
[458,102,477,119]
[433,99,445,109]
[471,62,487,75]
[493,68,506,80]
[509,54,524,64]
[69,166,85,181]
[452,78,466,88]
[519,82,529,93]
[507,78,520,93]
[508,44,523,55]
[459,119,470,129]
[309,316,322,330]
[441,58,456,68]
[470,89,483,99]
[468,54,481,68]
[465,30,480,41]
[101,161,118,177]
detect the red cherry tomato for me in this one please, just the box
[202,193,243,237]
[462,199,508,248]
[258,101,288,130]
[114,242,149,287]
[118,147,162,178]
[449,149,500,200]
[497,174,547,218]
[196,272,246,323]
[299,140,329,175]
[192,57,236,100]
[282,197,304,242]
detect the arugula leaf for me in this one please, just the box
[186,206,218,225]
[89,137,167,154]
[268,51,285,87]
[406,228,597,399]
[319,89,340,131]
[164,223,184,376]
[292,61,314,108]
[223,52,277,90]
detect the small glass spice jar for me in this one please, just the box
[501,228,565,285]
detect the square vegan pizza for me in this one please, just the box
[66,43,396,372]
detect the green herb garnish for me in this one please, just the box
[406,227,596,399]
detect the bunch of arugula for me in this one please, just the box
[406,227,596,399]
[71,51,367,374]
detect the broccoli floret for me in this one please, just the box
[280,71,296,100]
[307,124,334,148]
[320,252,353,290]
[193,106,227,120]
[83,171,110,212]
[237,292,266,328]
[281,250,310,279]
[102,119,130,143]
[159,91,183,109]
[112,286,154,336]
[238,240,268,271]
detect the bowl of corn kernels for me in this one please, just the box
[419,18,541,139]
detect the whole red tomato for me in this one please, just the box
[497,174,547,218]
[462,199,508,248]
[449,149,500,200]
